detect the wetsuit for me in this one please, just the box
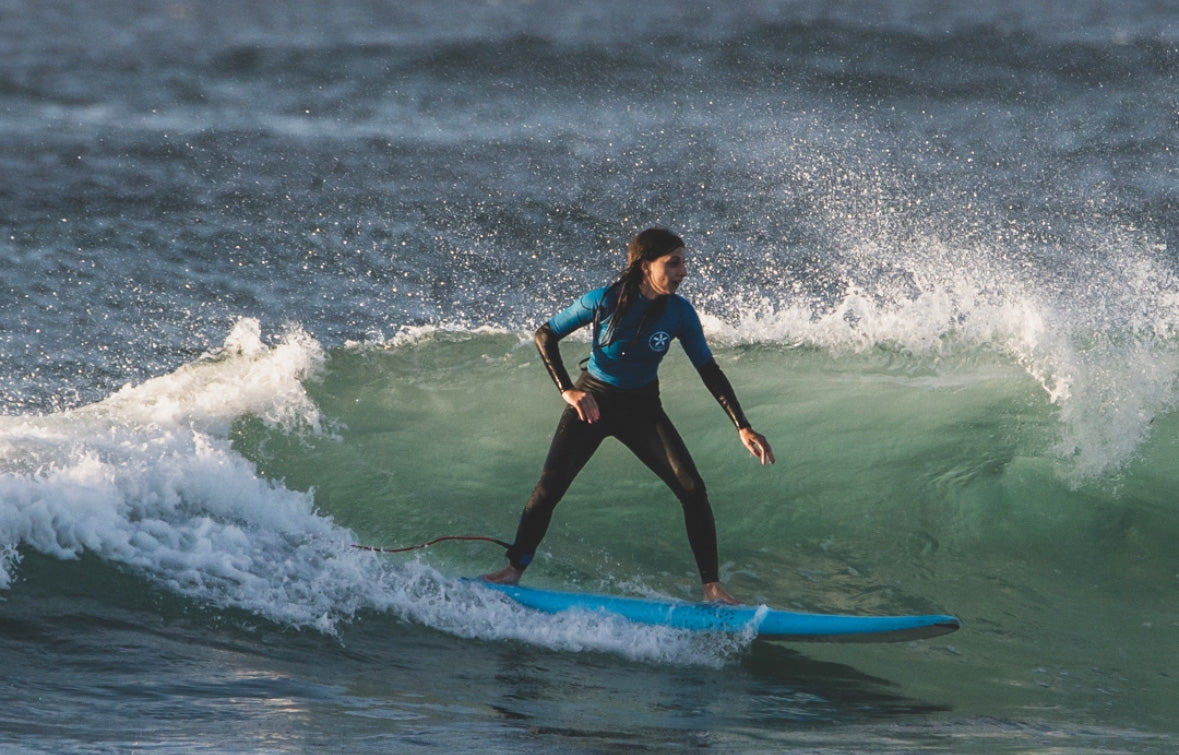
[505,285,750,584]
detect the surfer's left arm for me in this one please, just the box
[696,359,775,465]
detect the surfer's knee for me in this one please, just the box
[673,475,708,509]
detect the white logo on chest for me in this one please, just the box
[648,331,671,352]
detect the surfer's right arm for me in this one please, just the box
[535,322,601,424]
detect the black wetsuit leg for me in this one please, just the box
[506,403,607,570]
[506,375,721,584]
[612,406,719,585]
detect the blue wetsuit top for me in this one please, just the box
[547,286,713,389]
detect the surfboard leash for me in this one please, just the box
[351,535,510,554]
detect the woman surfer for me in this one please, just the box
[482,227,774,604]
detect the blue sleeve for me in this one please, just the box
[677,301,714,368]
[547,287,607,338]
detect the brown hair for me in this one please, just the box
[600,227,684,347]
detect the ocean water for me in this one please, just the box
[2,0,1178,751]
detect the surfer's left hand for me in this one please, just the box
[739,427,775,465]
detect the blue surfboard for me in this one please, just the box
[479,582,960,642]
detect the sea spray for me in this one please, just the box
[698,181,1179,481]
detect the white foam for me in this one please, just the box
[0,319,345,625]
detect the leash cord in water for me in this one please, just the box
[351,535,510,554]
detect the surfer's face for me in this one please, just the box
[640,247,687,298]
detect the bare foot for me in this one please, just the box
[702,581,743,605]
[480,564,523,585]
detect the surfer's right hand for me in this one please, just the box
[562,389,600,424]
